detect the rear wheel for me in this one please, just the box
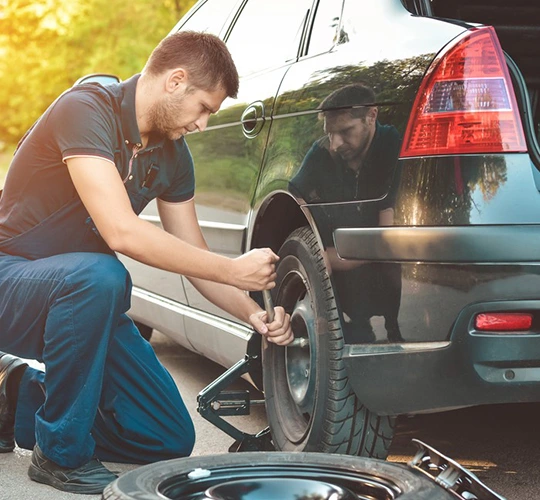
[263,226,395,458]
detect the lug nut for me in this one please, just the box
[288,337,309,348]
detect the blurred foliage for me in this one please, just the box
[189,53,438,208]
[0,0,196,149]
[274,55,434,133]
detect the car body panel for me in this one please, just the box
[300,153,540,345]
[344,298,540,414]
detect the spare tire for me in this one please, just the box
[102,451,452,500]
[263,226,394,458]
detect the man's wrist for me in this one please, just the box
[208,252,235,286]
[244,298,264,324]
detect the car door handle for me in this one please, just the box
[241,101,265,138]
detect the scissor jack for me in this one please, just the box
[197,290,307,452]
[196,334,274,452]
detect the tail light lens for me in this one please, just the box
[475,312,533,332]
[401,26,526,157]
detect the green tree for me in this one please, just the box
[0,0,196,148]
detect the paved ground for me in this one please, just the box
[1,331,539,499]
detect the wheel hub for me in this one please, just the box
[205,477,357,500]
[286,295,315,411]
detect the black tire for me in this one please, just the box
[102,451,452,500]
[134,321,153,342]
[263,226,395,458]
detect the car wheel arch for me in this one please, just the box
[249,193,309,256]
[247,192,313,390]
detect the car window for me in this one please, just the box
[225,0,312,76]
[175,0,240,36]
[338,1,383,45]
[307,0,344,56]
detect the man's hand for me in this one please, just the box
[230,248,279,291]
[250,306,293,346]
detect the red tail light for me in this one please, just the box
[401,26,526,158]
[475,312,533,332]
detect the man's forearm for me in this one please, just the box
[187,276,263,324]
[113,215,234,284]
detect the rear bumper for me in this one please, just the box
[334,224,540,263]
[344,299,540,415]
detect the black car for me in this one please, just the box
[121,0,540,460]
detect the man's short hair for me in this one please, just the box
[144,31,239,99]
[319,83,376,120]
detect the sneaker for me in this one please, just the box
[28,445,118,495]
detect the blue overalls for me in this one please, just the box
[0,81,195,468]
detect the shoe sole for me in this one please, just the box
[28,463,109,495]
[0,445,14,453]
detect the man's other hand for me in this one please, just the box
[250,306,293,346]
[230,248,279,291]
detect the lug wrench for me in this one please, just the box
[262,290,309,348]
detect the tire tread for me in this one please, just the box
[266,226,394,459]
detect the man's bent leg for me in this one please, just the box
[92,313,195,464]
[0,252,132,468]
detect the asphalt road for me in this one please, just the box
[1,331,539,499]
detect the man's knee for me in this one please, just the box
[160,418,196,459]
[65,254,131,301]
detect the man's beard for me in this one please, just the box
[148,94,187,141]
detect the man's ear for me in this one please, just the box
[165,68,188,93]
[367,106,378,123]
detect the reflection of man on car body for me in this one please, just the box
[290,83,403,343]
